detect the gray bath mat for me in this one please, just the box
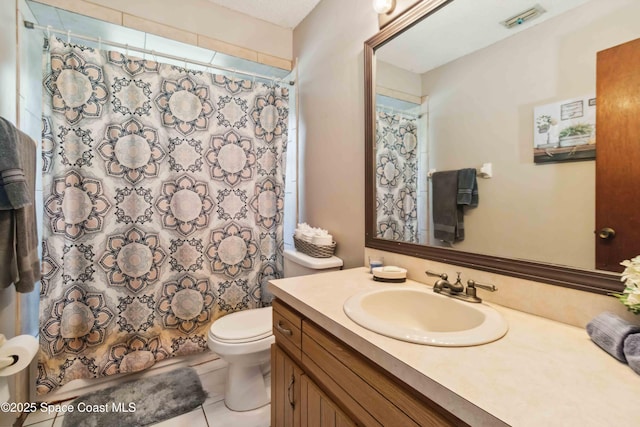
[62,366,207,427]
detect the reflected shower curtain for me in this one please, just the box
[375,110,418,243]
[37,37,288,394]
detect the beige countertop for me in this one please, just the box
[268,267,640,427]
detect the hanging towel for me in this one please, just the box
[586,311,640,362]
[457,168,479,207]
[623,333,640,375]
[431,170,462,243]
[0,117,40,293]
[0,118,31,209]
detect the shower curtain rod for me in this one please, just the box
[23,20,295,86]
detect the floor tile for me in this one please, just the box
[19,419,53,427]
[199,367,227,405]
[22,407,56,426]
[52,415,64,427]
[202,400,270,427]
[150,407,208,427]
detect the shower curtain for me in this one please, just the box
[37,37,288,394]
[375,110,419,243]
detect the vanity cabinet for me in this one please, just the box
[271,299,465,426]
[300,375,355,427]
[272,344,303,427]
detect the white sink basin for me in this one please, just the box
[343,287,508,346]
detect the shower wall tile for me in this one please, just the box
[32,0,122,25]
[123,13,197,46]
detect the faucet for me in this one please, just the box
[425,271,497,303]
[426,270,464,294]
[465,280,497,303]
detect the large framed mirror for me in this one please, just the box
[365,0,640,294]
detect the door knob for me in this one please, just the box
[598,227,616,240]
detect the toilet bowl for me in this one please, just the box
[208,248,343,412]
[208,307,274,411]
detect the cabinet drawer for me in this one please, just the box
[273,299,303,360]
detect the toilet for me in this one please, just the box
[208,248,343,411]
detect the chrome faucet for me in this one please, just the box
[425,271,497,303]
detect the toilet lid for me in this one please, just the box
[210,307,273,343]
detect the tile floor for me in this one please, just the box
[21,364,271,427]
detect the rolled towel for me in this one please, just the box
[624,334,640,375]
[312,235,333,246]
[586,312,640,362]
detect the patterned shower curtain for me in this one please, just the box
[375,110,418,243]
[37,37,288,394]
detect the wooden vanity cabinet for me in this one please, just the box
[301,375,355,427]
[272,344,303,426]
[271,299,465,427]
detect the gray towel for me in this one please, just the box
[0,118,39,293]
[624,334,640,375]
[0,117,31,210]
[457,168,478,207]
[586,312,640,362]
[432,170,463,243]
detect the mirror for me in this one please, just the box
[365,0,640,293]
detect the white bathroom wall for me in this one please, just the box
[283,82,298,250]
[293,0,378,268]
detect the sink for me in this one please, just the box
[343,287,508,346]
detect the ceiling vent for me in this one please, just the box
[500,5,546,29]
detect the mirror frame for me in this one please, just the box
[364,0,622,295]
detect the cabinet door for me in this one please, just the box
[272,344,303,427]
[301,375,355,427]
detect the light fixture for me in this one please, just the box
[373,0,396,14]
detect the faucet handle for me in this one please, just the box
[426,270,448,280]
[467,279,496,292]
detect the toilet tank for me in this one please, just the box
[283,249,343,277]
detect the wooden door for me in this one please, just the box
[300,375,355,427]
[272,344,303,427]
[595,37,640,271]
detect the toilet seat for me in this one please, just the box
[210,307,272,343]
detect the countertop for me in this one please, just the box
[268,267,640,427]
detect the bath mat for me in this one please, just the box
[62,367,207,427]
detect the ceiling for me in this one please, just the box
[206,0,322,29]
[377,0,593,74]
